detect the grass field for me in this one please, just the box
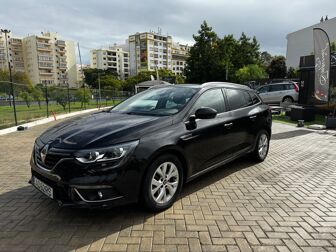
[0,99,120,129]
[272,113,326,128]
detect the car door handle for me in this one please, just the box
[249,115,257,120]
[224,123,233,129]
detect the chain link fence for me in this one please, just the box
[0,82,132,129]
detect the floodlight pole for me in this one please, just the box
[2,29,17,125]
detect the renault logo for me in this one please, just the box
[40,144,49,164]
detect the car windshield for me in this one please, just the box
[111,86,199,116]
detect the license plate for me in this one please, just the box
[32,176,54,199]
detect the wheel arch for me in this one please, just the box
[145,146,189,184]
[282,95,294,102]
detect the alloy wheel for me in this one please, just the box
[258,133,269,159]
[151,162,179,204]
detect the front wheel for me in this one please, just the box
[251,130,270,162]
[143,154,183,212]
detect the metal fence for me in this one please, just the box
[0,82,133,129]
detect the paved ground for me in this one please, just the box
[0,120,336,252]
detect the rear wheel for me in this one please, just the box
[251,130,270,162]
[143,154,183,212]
[282,96,294,103]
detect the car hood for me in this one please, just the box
[37,111,170,149]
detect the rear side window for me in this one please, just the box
[191,89,225,114]
[225,89,252,110]
[285,84,295,90]
[250,92,261,104]
[270,84,284,92]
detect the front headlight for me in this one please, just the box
[75,140,139,164]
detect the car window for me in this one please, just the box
[226,89,251,110]
[191,89,225,114]
[258,86,269,93]
[244,92,253,106]
[285,84,295,90]
[269,84,284,92]
[112,86,199,116]
[249,92,261,104]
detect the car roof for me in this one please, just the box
[150,82,252,91]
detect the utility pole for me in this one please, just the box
[98,72,101,106]
[1,29,17,125]
[77,42,86,109]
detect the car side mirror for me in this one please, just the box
[195,107,217,119]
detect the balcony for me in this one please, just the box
[12,46,23,52]
[13,57,23,62]
[38,62,53,69]
[58,48,66,54]
[10,39,22,45]
[38,56,53,62]
[58,63,67,69]
[40,71,54,75]
[56,40,66,47]
[107,57,117,62]
[37,42,52,51]
[59,75,68,80]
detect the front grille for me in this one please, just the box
[35,146,71,170]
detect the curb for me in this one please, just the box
[0,107,110,136]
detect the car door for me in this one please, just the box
[223,88,252,154]
[181,88,230,175]
[268,84,285,103]
[257,85,271,103]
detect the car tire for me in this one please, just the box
[143,154,183,212]
[251,130,270,162]
[282,96,294,103]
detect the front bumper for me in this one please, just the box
[30,152,143,208]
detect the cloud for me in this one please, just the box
[1,0,335,63]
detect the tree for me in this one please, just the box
[266,56,287,79]
[185,21,262,83]
[0,70,32,94]
[19,91,33,108]
[83,68,119,89]
[232,33,260,70]
[185,21,219,83]
[260,51,273,67]
[75,88,92,108]
[331,41,336,53]
[50,88,68,110]
[287,67,299,79]
[211,34,237,81]
[235,64,267,84]
[31,86,44,109]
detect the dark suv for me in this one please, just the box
[30,82,272,211]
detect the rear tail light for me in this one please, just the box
[294,84,299,93]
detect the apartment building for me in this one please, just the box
[90,45,129,79]
[128,32,173,76]
[171,42,189,76]
[77,64,90,84]
[0,31,25,73]
[0,31,77,87]
[22,32,77,86]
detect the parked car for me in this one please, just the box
[257,82,299,104]
[30,82,272,211]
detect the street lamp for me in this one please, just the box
[1,28,17,125]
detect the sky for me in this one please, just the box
[1,0,336,64]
